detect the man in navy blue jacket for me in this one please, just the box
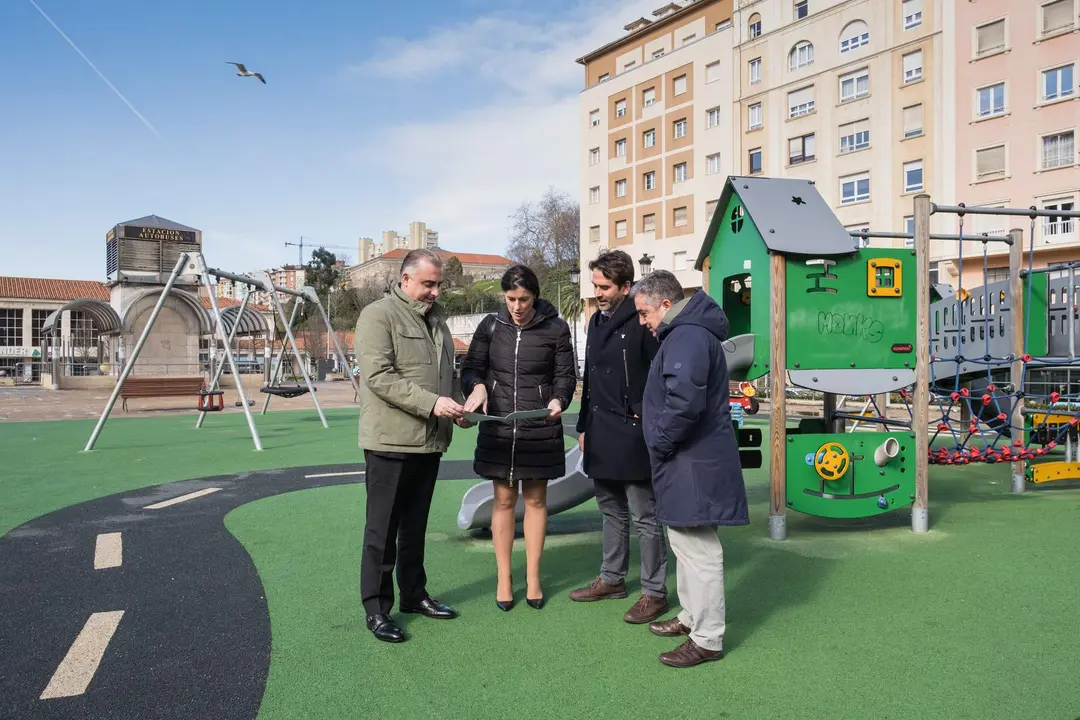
[633,270,749,668]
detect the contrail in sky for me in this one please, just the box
[28,0,162,138]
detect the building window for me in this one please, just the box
[1042,131,1075,170]
[644,129,656,148]
[70,312,99,353]
[653,49,665,60]
[904,159,924,192]
[615,179,628,197]
[674,206,688,228]
[0,309,21,347]
[31,309,51,348]
[748,103,763,129]
[975,144,1006,180]
[673,74,687,95]
[716,19,732,32]
[902,0,922,29]
[643,213,657,233]
[624,60,637,72]
[903,104,923,137]
[644,171,656,191]
[589,147,600,165]
[1043,199,1076,238]
[748,13,762,38]
[749,58,762,84]
[589,110,600,127]
[707,107,722,128]
[975,19,1006,57]
[706,61,721,83]
[839,119,870,153]
[707,153,722,174]
[590,186,600,204]
[789,133,816,164]
[674,162,688,183]
[1042,0,1075,36]
[615,220,627,239]
[840,20,870,52]
[904,216,916,247]
[840,172,871,204]
[599,74,610,83]
[839,68,870,102]
[674,118,687,138]
[615,99,627,118]
[788,86,815,118]
[789,41,814,70]
[794,1,809,21]
[903,50,923,83]
[683,33,697,44]
[643,87,656,107]
[615,138,627,157]
[977,83,1005,117]
[1042,64,1075,102]
[589,225,601,243]
[748,148,762,174]
[706,199,719,220]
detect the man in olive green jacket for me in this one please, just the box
[355,249,465,643]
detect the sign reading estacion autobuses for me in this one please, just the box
[119,225,198,244]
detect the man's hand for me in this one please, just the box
[455,417,475,428]
[433,396,465,419]
[547,399,563,419]
[578,432,585,453]
[463,385,488,414]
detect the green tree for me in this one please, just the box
[443,256,466,288]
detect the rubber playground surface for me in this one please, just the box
[2,407,1079,719]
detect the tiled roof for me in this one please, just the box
[0,276,110,302]
[200,297,272,313]
[378,248,512,265]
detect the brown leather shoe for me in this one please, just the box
[659,638,724,668]
[623,595,669,624]
[568,577,628,602]
[648,617,691,637]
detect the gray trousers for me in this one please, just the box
[668,525,725,652]
[594,479,668,597]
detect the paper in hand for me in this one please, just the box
[463,409,552,424]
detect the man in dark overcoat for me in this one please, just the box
[568,250,669,625]
[633,269,749,668]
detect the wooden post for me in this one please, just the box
[912,194,931,532]
[769,252,787,540]
[1008,227,1026,494]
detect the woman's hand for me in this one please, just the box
[455,417,475,428]
[464,385,488,414]
[547,399,563,419]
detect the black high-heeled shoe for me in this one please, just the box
[496,576,514,611]
[526,594,545,610]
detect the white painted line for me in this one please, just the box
[40,611,124,700]
[93,533,122,570]
[143,487,221,510]
[303,470,365,479]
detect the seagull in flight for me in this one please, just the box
[226,62,265,84]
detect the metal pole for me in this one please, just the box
[199,255,263,451]
[1007,227,1026,493]
[302,286,360,400]
[196,288,253,429]
[262,298,303,415]
[849,231,1013,244]
[912,194,932,532]
[84,253,190,452]
[768,252,787,541]
[263,274,327,428]
[931,204,1080,219]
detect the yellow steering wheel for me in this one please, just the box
[814,442,850,481]
[738,381,756,398]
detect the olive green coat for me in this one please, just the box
[354,284,457,454]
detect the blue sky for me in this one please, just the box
[0,0,656,281]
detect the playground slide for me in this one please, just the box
[457,446,592,531]
[723,333,756,376]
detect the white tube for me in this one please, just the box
[874,437,900,467]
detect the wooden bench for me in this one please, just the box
[118,376,206,411]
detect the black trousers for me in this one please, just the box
[360,450,441,616]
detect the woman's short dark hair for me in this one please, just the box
[501,264,541,297]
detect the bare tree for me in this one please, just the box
[507,187,580,279]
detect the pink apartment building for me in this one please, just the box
[946,0,1078,290]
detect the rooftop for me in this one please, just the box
[576,0,716,65]
[354,248,513,269]
[0,277,110,302]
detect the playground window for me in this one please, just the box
[874,266,895,288]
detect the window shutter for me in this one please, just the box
[1043,0,1073,33]
[788,86,814,109]
[976,145,1005,177]
[977,20,1005,54]
[903,105,922,134]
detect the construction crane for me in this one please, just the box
[284,236,355,266]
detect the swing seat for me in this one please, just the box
[260,385,314,399]
[197,389,225,412]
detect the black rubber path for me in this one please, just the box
[0,458,476,720]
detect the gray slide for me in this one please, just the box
[456,446,593,530]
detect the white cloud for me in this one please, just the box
[348,0,662,256]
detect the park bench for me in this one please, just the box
[118,376,206,412]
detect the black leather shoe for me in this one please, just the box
[366,613,405,643]
[526,596,546,610]
[496,599,514,611]
[399,597,458,619]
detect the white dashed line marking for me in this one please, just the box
[143,487,222,510]
[40,611,124,700]
[303,471,365,479]
[93,533,122,570]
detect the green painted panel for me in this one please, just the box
[1023,273,1049,357]
[785,249,918,370]
[785,432,916,519]
[707,198,770,382]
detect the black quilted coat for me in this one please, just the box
[460,298,577,482]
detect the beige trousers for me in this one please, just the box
[667,525,726,652]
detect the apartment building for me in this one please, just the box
[945,0,1079,289]
[357,221,440,264]
[347,248,512,290]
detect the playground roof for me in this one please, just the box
[116,215,199,232]
[694,176,859,270]
[40,299,122,337]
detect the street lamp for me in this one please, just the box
[569,266,581,285]
[639,253,654,276]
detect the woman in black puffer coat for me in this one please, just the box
[459,265,576,611]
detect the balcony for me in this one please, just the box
[1043,218,1077,244]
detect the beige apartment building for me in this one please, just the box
[357,221,439,264]
[347,248,512,290]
